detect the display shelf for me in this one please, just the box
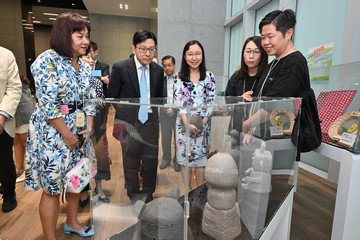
[313,143,360,240]
[86,96,300,239]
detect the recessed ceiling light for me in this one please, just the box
[43,13,59,16]
[119,4,123,9]
[49,17,57,21]
[33,20,41,24]
[125,4,128,10]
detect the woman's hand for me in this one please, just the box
[166,108,174,116]
[189,124,200,135]
[241,91,253,101]
[63,132,80,150]
[242,132,254,147]
[77,127,93,146]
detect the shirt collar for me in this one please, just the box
[134,55,149,70]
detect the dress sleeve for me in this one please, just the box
[205,71,216,117]
[225,72,238,96]
[31,53,62,120]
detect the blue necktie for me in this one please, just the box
[138,65,148,123]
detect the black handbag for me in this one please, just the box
[291,87,322,160]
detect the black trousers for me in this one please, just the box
[118,115,159,199]
[0,131,16,198]
[159,109,177,162]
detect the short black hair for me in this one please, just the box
[259,9,296,37]
[90,41,98,51]
[161,55,176,65]
[132,29,157,46]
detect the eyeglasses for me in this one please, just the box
[186,52,202,58]
[244,49,261,55]
[138,47,157,54]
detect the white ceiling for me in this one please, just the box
[83,0,158,19]
[30,0,157,26]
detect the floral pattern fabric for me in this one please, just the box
[174,71,216,167]
[25,49,96,195]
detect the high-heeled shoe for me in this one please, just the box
[63,223,94,237]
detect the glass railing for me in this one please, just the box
[85,96,301,239]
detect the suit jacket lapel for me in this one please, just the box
[163,75,167,96]
[149,63,157,97]
[128,60,140,96]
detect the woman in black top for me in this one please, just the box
[225,36,268,100]
[225,36,268,132]
[243,9,311,143]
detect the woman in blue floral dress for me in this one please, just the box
[25,13,96,238]
[174,40,216,190]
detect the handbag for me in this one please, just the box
[182,115,204,135]
[291,87,322,160]
[62,151,97,205]
[66,156,97,193]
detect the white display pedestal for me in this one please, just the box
[313,143,360,240]
[260,187,294,240]
[266,138,298,191]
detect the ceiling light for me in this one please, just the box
[119,4,123,9]
[43,13,59,16]
[125,4,128,10]
[49,17,57,21]
[33,20,41,24]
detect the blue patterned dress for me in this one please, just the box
[174,71,216,167]
[25,49,96,195]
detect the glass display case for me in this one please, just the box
[85,96,301,240]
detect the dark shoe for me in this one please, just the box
[94,188,111,197]
[173,160,181,172]
[2,196,17,213]
[79,197,89,207]
[63,223,94,237]
[98,195,110,203]
[159,161,170,169]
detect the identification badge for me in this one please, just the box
[60,105,69,114]
[75,111,85,127]
[91,70,102,77]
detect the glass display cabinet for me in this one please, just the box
[86,96,301,240]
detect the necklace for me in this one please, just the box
[258,59,280,97]
[243,77,257,94]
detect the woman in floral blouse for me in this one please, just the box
[174,40,216,190]
[25,13,96,239]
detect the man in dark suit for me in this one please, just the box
[89,41,111,141]
[108,30,164,203]
[159,55,180,172]
[90,41,110,97]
